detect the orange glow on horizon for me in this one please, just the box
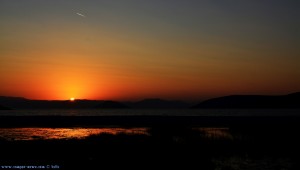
[1,1,299,101]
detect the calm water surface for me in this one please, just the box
[0,109,299,116]
[0,109,298,141]
[0,127,149,141]
[0,127,233,141]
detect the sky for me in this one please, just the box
[0,0,299,101]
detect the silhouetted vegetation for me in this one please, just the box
[0,119,298,169]
[1,91,299,169]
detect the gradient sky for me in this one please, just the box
[0,0,299,101]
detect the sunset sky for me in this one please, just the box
[0,0,299,101]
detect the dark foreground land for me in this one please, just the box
[0,116,299,170]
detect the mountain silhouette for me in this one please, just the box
[0,97,129,109]
[0,96,28,109]
[1,92,299,109]
[192,92,300,108]
[0,97,101,109]
[127,98,190,109]
[95,100,130,109]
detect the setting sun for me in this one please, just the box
[70,98,75,101]
[0,1,299,101]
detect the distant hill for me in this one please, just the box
[2,92,299,109]
[127,98,190,109]
[192,92,300,109]
[95,101,130,109]
[0,96,189,109]
[0,96,28,109]
[0,96,28,101]
[0,96,129,109]
[0,97,101,109]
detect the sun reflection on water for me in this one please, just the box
[0,128,149,141]
[193,127,233,139]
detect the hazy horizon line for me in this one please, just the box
[1,91,299,103]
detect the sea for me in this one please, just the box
[0,108,299,116]
[0,109,299,141]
